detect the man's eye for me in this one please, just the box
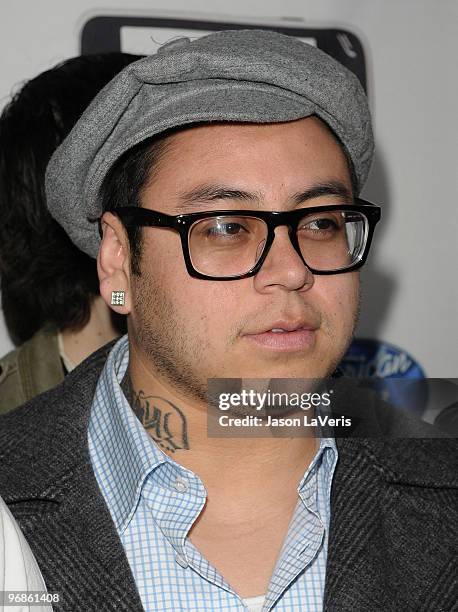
[301,217,340,232]
[207,222,246,237]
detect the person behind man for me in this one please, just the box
[0,52,141,414]
[0,31,456,611]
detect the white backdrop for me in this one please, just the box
[0,0,457,376]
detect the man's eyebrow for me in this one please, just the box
[291,181,353,205]
[174,180,352,212]
[176,184,262,210]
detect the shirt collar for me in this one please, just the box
[298,437,337,489]
[88,335,170,533]
[297,437,337,507]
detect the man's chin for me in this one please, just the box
[221,356,341,381]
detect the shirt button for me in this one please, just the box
[175,553,188,568]
[174,477,188,493]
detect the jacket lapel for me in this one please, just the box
[324,437,458,611]
[7,463,145,611]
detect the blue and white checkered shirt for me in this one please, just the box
[88,336,338,611]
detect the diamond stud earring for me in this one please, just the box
[111,290,125,306]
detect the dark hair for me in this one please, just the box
[0,52,142,344]
[100,118,359,276]
[101,130,176,276]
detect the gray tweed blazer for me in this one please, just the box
[0,344,457,612]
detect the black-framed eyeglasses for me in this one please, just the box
[108,198,381,280]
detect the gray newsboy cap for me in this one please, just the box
[46,29,374,258]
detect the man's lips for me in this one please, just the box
[244,320,319,351]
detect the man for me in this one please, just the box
[0,30,456,612]
[0,53,141,414]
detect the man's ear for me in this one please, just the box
[97,212,133,314]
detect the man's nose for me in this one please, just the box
[253,226,314,292]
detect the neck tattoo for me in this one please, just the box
[121,373,189,453]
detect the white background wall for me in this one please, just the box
[0,0,457,376]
